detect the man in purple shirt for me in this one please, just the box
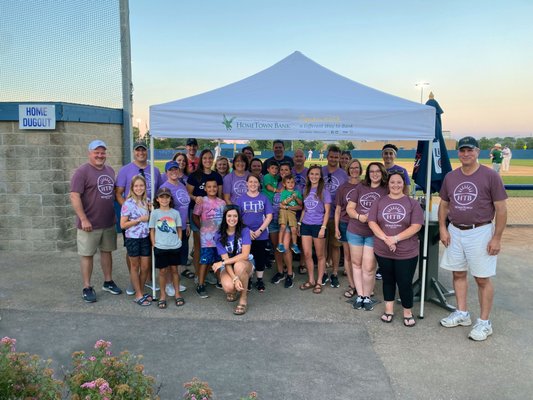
[291,149,308,194]
[70,140,122,303]
[321,145,348,288]
[438,136,508,341]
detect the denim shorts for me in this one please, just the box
[200,247,221,265]
[125,236,151,257]
[338,221,348,243]
[346,231,374,247]
[268,219,280,234]
[189,208,200,233]
[300,223,325,239]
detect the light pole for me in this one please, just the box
[416,82,430,104]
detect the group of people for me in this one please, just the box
[490,143,512,173]
[70,136,507,340]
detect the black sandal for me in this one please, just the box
[403,316,416,327]
[381,313,394,323]
[158,300,167,309]
[181,269,195,279]
[175,297,185,307]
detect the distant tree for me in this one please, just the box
[515,139,525,150]
[524,137,533,150]
[249,140,272,151]
[338,140,355,150]
[478,137,492,150]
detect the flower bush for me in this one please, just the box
[65,339,158,400]
[0,336,63,399]
[182,377,213,400]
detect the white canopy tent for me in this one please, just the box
[149,51,436,316]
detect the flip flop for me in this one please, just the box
[175,297,185,307]
[403,316,416,327]
[234,303,247,315]
[381,313,394,323]
[157,300,167,309]
[299,281,314,290]
[312,283,322,294]
[134,294,151,307]
[180,269,195,279]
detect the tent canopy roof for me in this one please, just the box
[150,51,435,141]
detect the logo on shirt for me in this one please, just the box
[175,188,190,206]
[304,192,319,210]
[453,182,478,206]
[242,200,265,213]
[324,174,341,193]
[225,237,243,254]
[157,216,177,234]
[382,203,406,224]
[233,180,248,196]
[344,188,357,204]
[97,175,114,196]
[360,192,381,211]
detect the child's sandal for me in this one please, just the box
[158,300,167,309]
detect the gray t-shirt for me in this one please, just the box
[148,208,182,250]
[439,165,508,225]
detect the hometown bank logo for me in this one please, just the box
[222,114,236,131]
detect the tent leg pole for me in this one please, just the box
[419,139,433,319]
[150,136,156,300]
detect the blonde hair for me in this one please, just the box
[127,175,147,204]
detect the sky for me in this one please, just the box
[129,0,533,139]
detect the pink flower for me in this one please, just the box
[106,351,112,356]
[1,336,16,352]
[94,339,112,350]
[89,356,96,361]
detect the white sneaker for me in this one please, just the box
[126,282,135,296]
[440,310,472,328]
[179,284,187,292]
[469,320,493,341]
[144,281,160,291]
[165,283,175,297]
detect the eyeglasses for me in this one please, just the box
[138,168,145,177]
[388,169,404,176]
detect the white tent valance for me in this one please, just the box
[150,51,435,141]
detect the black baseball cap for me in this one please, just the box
[186,138,198,146]
[133,141,147,150]
[457,136,479,149]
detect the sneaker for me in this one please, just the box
[290,243,301,255]
[440,310,472,328]
[205,272,218,285]
[165,283,175,297]
[321,273,329,286]
[363,297,374,311]
[180,284,187,292]
[330,274,340,288]
[271,272,286,284]
[215,281,223,290]
[276,243,286,253]
[468,320,493,341]
[255,279,266,292]
[353,296,364,310]
[196,284,209,299]
[145,281,160,291]
[284,273,294,288]
[82,286,96,303]
[102,280,122,295]
[375,272,383,280]
[126,282,135,296]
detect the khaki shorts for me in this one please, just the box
[278,208,297,227]
[327,219,342,247]
[77,226,117,256]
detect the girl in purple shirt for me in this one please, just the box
[368,171,424,327]
[346,162,388,310]
[298,166,331,294]
[211,206,253,315]
[235,174,273,292]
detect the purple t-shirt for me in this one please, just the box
[302,187,332,225]
[387,164,411,186]
[235,192,273,241]
[270,182,283,222]
[193,196,226,248]
[322,166,348,218]
[439,165,508,225]
[335,181,360,223]
[70,163,116,230]
[120,198,149,239]
[347,184,388,237]
[116,162,162,200]
[215,227,253,262]
[160,180,190,229]
[368,195,424,259]
[292,167,308,194]
[223,171,250,204]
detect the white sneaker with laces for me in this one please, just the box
[165,283,175,297]
[440,310,472,328]
[469,320,493,341]
[144,281,160,291]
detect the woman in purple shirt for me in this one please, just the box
[235,174,272,292]
[211,205,253,315]
[367,170,424,327]
[298,166,331,294]
[223,153,250,205]
[346,162,388,310]
[334,158,362,299]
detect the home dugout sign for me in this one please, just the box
[19,104,56,130]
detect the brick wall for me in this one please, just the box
[0,121,122,251]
